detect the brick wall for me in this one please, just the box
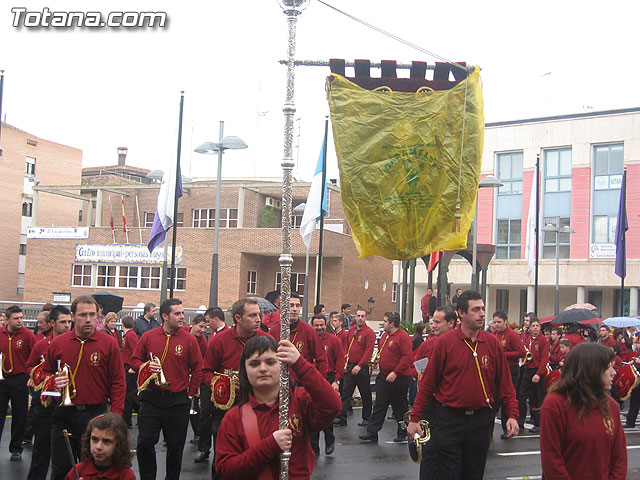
[570,167,591,259]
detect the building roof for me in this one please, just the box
[486,107,640,128]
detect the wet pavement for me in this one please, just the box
[2,404,640,479]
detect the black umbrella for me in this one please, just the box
[248,297,279,315]
[92,292,124,314]
[553,308,599,325]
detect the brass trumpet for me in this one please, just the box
[518,348,534,368]
[150,354,171,388]
[401,412,430,464]
[57,361,74,406]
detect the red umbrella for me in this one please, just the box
[578,317,603,326]
[539,315,556,324]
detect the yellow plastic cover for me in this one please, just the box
[327,67,484,260]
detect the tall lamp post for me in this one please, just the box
[542,223,575,315]
[471,175,503,291]
[293,202,310,321]
[195,122,247,307]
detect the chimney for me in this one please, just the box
[117,147,128,166]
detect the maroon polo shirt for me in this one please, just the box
[526,334,550,376]
[334,328,348,351]
[208,324,230,344]
[378,328,412,376]
[64,461,136,480]
[43,329,125,414]
[410,328,518,422]
[183,325,207,358]
[564,333,585,348]
[35,330,52,342]
[270,320,328,378]
[598,336,617,348]
[317,331,344,382]
[26,336,53,373]
[131,327,202,397]
[345,324,376,368]
[203,326,271,386]
[549,339,562,366]
[415,335,437,361]
[121,329,139,366]
[494,327,526,367]
[0,326,37,376]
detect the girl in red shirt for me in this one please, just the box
[216,336,341,480]
[540,343,627,479]
[65,413,135,480]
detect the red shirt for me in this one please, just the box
[35,330,52,342]
[64,461,136,480]
[334,329,348,351]
[520,329,530,345]
[317,332,344,382]
[541,393,626,480]
[598,336,617,348]
[43,329,125,414]
[0,326,36,376]
[345,324,376,368]
[494,327,526,367]
[420,294,431,317]
[131,327,202,397]
[564,333,585,348]
[26,336,53,373]
[526,334,550,376]
[208,324,230,343]
[378,328,412,376]
[203,326,271,386]
[415,335,437,361]
[182,325,207,358]
[121,329,138,366]
[262,310,280,329]
[410,328,518,422]
[215,356,341,480]
[549,339,562,366]
[270,320,328,378]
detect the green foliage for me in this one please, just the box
[258,206,278,228]
[400,319,415,335]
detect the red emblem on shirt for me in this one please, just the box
[481,355,489,369]
[16,339,23,349]
[289,413,302,436]
[90,352,100,366]
[603,417,614,436]
[295,341,304,352]
[358,335,362,342]
[175,344,184,356]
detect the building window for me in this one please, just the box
[592,144,623,244]
[140,266,161,289]
[119,266,139,288]
[392,282,398,303]
[97,265,116,287]
[22,199,33,217]
[247,270,257,294]
[193,208,238,228]
[495,152,523,259]
[19,244,27,255]
[275,272,305,296]
[72,264,92,286]
[25,157,36,176]
[145,212,183,227]
[496,289,509,313]
[543,148,572,259]
[167,267,186,290]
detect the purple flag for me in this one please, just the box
[147,159,183,253]
[614,170,628,278]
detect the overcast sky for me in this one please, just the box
[2,0,638,183]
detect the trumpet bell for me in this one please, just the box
[402,413,430,464]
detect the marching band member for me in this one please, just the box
[0,305,36,461]
[408,290,518,480]
[42,295,125,480]
[333,308,375,428]
[131,298,202,480]
[120,315,139,429]
[548,327,563,369]
[359,311,412,444]
[185,314,208,446]
[331,313,349,351]
[202,298,271,480]
[25,305,72,480]
[215,336,341,480]
[518,318,549,433]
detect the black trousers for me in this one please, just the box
[419,403,493,480]
[310,372,336,453]
[367,373,409,437]
[494,364,519,434]
[0,373,29,454]
[337,363,372,422]
[27,394,54,480]
[518,368,544,427]
[137,390,190,480]
[122,368,139,427]
[189,396,200,438]
[197,383,214,453]
[50,403,107,480]
[627,385,640,427]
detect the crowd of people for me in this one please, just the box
[0,290,637,479]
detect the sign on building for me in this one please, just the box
[589,243,616,259]
[28,227,90,239]
[74,243,184,264]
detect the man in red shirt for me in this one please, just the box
[202,298,270,480]
[25,305,72,480]
[408,290,518,480]
[359,311,412,443]
[309,313,343,456]
[184,314,207,446]
[420,288,436,322]
[43,295,125,480]
[414,307,456,363]
[269,293,328,381]
[492,310,526,439]
[598,325,617,348]
[548,327,563,369]
[120,315,139,429]
[0,305,36,461]
[332,313,349,351]
[34,311,52,342]
[520,313,533,344]
[333,307,376,427]
[518,318,549,433]
[131,298,202,480]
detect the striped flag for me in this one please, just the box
[299,132,328,249]
[121,196,127,233]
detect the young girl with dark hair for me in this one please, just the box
[215,336,341,480]
[540,342,627,479]
[65,413,135,480]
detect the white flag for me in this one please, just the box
[299,136,327,249]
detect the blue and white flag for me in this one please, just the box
[300,135,327,250]
[147,159,183,253]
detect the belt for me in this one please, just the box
[435,401,488,416]
[59,402,107,411]
[145,388,186,397]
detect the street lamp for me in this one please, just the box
[293,202,310,321]
[542,223,575,315]
[471,175,503,291]
[195,121,247,307]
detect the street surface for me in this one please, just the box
[1,403,640,479]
